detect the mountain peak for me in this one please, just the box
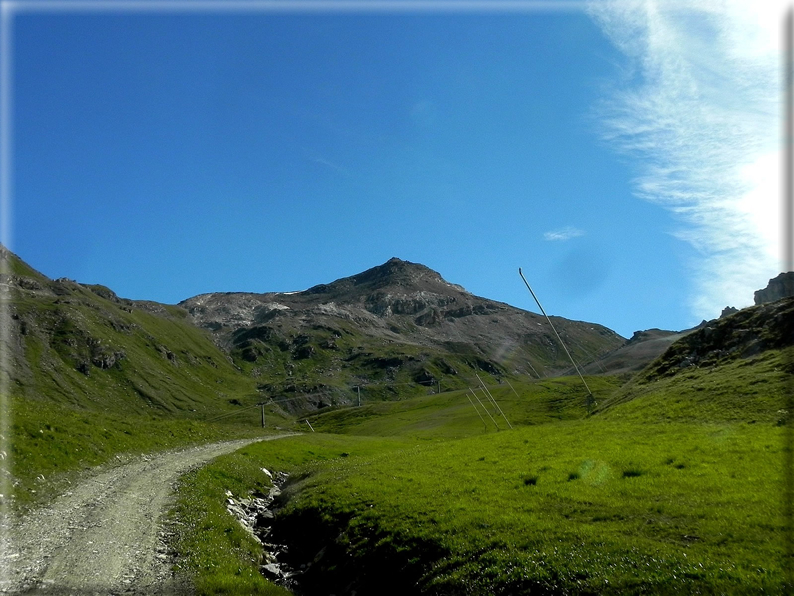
[301,258,464,297]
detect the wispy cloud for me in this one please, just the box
[303,151,351,177]
[543,226,585,241]
[588,0,783,321]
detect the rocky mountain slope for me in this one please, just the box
[0,246,258,417]
[2,249,626,414]
[581,328,690,376]
[641,294,794,381]
[179,258,625,401]
[593,293,794,422]
[755,271,794,305]
[579,271,794,378]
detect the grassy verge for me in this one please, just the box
[7,395,298,511]
[170,434,413,595]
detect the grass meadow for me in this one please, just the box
[171,356,789,595]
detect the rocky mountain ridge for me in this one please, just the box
[641,294,794,380]
[2,248,627,413]
[179,258,625,396]
[13,245,787,414]
[0,246,258,417]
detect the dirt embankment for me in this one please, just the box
[0,436,291,595]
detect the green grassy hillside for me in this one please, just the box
[596,347,791,424]
[266,422,782,595]
[1,249,301,509]
[173,352,790,594]
[303,375,622,438]
[7,277,259,418]
[6,244,791,593]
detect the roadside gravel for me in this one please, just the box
[0,435,292,595]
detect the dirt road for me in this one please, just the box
[0,436,290,595]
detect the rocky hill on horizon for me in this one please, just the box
[5,243,794,417]
[179,257,625,401]
[1,248,627,414]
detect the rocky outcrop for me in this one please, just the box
[720,306,738,318]
[643,296,794,380]
[754,272,794,305]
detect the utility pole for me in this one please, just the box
[505,378,521,400]
[357,385,361,406]
[261,403,265,428]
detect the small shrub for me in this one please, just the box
[523,475,538,486]
[567,471,580,481]
[622,469,643,478]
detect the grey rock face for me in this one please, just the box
[754,272,794,305]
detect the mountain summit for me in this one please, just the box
[180,258,624,400]
[303,257,467,298]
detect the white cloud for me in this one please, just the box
[588,0,785,321]
[543,226,586,241]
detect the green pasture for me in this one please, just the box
[305,375,623,438]
[269,422,784,594]
[173,356,790,594]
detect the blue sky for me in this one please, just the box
[5,1,784,338]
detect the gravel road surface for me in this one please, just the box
[0,436,290,595]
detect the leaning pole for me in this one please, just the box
[518,268,594,406]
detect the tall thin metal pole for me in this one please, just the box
[470,388,499,430]
[526,360,540,379]
[261,404,265,428]
[465,391,488,431]
[474,387,499,420]
[505,378,521,400]
[476,374,513,430]
[518,268,593,402]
